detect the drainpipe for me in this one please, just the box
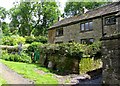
[101,15,104,38]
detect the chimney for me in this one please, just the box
[83,7,89,13]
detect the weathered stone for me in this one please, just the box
[101,34,120,85]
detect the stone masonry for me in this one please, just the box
[101,34,120,86]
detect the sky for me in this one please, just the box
[0,0,67,23]
[0,0,67,11]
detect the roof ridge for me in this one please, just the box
[49,2,120,29]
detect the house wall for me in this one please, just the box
[103,14,118,37]
[48,18,103,43]
[48,29,56,43]
[48,13,119,44]
[79,18,102,42]
[117,16,120,32]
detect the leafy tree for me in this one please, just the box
[0,7,10,36]
[0,7,7,20]
[64,1,110,17]
[9,1,60,36]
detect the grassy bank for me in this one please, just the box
[0,59,58,84]
[0,76,7,85]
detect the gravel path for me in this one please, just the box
[0,62,34,84]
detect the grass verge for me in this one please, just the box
[0,59,58,84]
[0,76,7,85]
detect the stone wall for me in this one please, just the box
[101,34,120,85]
[39,54,80,74]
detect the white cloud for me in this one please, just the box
[0,0,20,10]
[0,0,66,23]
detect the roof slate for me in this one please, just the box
[49,2,120,29]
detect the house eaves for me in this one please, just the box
[49,2,120,30]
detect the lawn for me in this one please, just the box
[0,76,7,85]
[0,59,58,84]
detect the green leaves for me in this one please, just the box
[0,7,7,20]
[64,2,109,17]
[9,1,60,36]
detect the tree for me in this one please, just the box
[0,7,10,36]
[9,1,60,36]
[64,1,110,17]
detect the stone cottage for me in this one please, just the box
[48,2,120,44]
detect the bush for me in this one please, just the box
[35,36,47,43]
[39,42,102,74]
[26,42,43,55]
[80,58,102,74]
[2,35,26,46]
[84,41,101,57]
[1,51,31,63]
[25,36,47,44]
[40,42,86,59]
[25,36,36,44]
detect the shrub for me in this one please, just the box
[25,36,48,44]
[35,36,47,43]
[80,58,102,74]
[26,42,43,55]
[84,41,101,57]
[1,51,31,63]
[39,42,102,74]
[25,36,36,44]
[2,35,26,46]
[40,42,86,59]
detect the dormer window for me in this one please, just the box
[56,27,63,37]
[105,16,116,25]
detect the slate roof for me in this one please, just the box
[49,2,120,30]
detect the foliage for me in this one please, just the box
[1,51,31,63]
[80,58,102,74]
[34,36,48,43]
[0,76,7,85]
[84,41,101,57]
[0,59,58,84]
[26,42,43,55]
[2,35,26,46]
[25,36,47,44]
[39,42,101,74]
[25,36,36,44]
[40,42,101,58]
[64,1,109,17]
[9,1,60,36]
[0,7,10,36]
[0,6,7,20]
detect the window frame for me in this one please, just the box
[81,38,94,44]
[55,41,63,44]
[104,15,116,25]
[56,27,63,37]
[80,21,93,32]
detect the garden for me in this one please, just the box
[0,35,102,82]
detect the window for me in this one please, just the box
[105,16,116,25]
[56,28,63,37]
[81,24,85,31]
[55,41,63,44]
[81,38,94,44]
[85,22,89,30]
[89,21,93,30]
[69,40,74,43]
[80,21,93,32]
